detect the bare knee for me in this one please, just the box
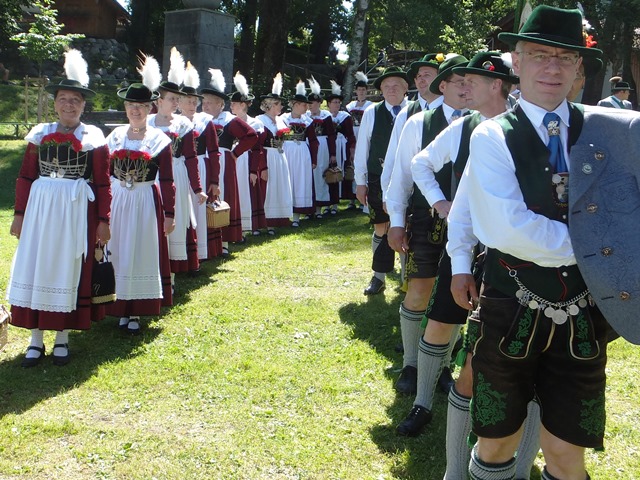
[454,355,473,397]
[423,319,455,344]
[540,426,586,479]
[403,277,435,311]
[476,430,522,464]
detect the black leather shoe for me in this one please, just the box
[396,405,433,436]
[363,276,385,295]
[52,343,70,366]
[21,345,45,368]
[438,366,454,393]
[395,365,417,395]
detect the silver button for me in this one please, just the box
[620,291,631,300]
[594,151,605,161]
[601,247,613,256]
[582,163,593,174]
[586,203,598,213]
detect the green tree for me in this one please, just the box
[10,0,83,77]
[0,0,22,60]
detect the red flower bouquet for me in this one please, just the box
[110,149,152,162]
[276,127,291,138]
[40,132,83,153]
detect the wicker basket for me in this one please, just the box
[343,164,355,181]
[323,166,344,184]
[206,200,231,228]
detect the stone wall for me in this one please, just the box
[14,37,135,86]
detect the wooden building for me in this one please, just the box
[54,0,130,40]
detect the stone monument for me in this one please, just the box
[163,1,234,88]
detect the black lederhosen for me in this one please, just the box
[405,209,443,279]
[469,286,607,449]
[366,173,389,225]
[425,251,471,325]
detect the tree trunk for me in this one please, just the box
[343,0,369,105]
[237,0,258,81]
[254,0,289,93]
[128,0,152,56]
[310,3,332,64]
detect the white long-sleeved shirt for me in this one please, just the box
[353,99,407,186]
[385,102,465,228]
[410,114,484,275]
[381,95,444,199]
[464,97,576,267]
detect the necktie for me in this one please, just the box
[392,105,401,117]
[451,109,461,121]
[544,112,567,173]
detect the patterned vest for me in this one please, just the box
[367,103,395,177]
[484,103,588,302]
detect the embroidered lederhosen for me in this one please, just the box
[483,103,601,361]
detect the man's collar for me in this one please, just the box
[519,96,570,128]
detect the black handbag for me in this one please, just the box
[92,246,117,304]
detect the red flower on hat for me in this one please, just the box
[585,34,597,48]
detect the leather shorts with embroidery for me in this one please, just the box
[423,250,469,325]
[469,286,607,449]
[405,210,444,279]
[365,175,389,225]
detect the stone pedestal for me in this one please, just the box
[164,9,235,89]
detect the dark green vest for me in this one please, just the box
[484,103,587,302]
[409,106,449,210]
[452,112,483,183]
[367,102,395,177]
[406,99,422,118]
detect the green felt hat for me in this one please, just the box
[453,51,519,84]
[373,66,408,90]
[117,83,159,102]
[498,5,603,58]
[407,53,442,80]
[429,55,469,95]
[45,79,96,98]
[612,81,633,92]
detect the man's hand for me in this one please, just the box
[451,273,478,310]
[387,226,408,253]
[356,185,368,206]
[433,199,452,219]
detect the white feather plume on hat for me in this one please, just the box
[208,68,226,93]
[233,71,249,97]
[330,80,341,96]
[64,49,90,87]
[500,52,513,69]
[295,80,306,96]
[137,54,162,92]
[355,71,368,83]
[308,76,321,95]
[271,72,283,96]
[168,47,185,85]
[183,61,200,90]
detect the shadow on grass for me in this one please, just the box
[0,320,161,419]
[338,286,457,479]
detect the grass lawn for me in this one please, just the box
[0,139,638,479]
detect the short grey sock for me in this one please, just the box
[414,337,448,410]
[399,302,424,368]
[469,445,516,480]
[515,400,541,479]
[444,386,472,480]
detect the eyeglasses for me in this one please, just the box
[446,80,467,87]
[517,51,580,67]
